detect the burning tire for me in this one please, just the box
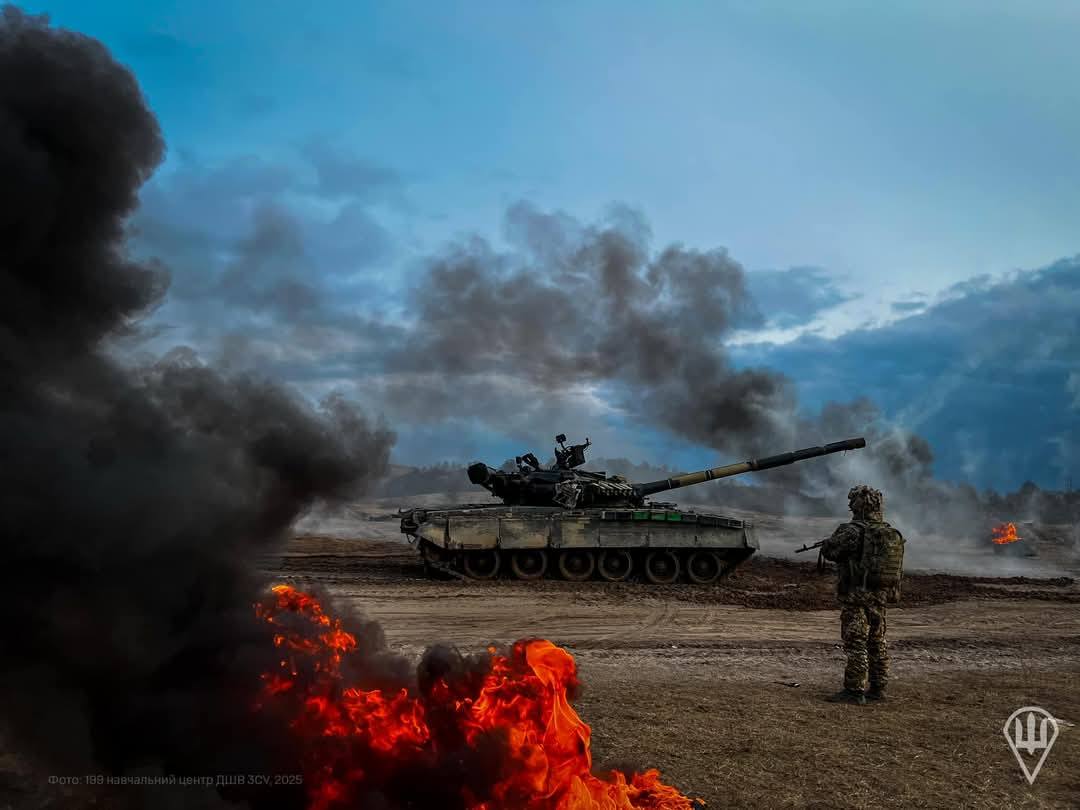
[990,522,1036,558]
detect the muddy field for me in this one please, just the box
[266,531,1080,808]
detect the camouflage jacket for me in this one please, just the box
[820,521,888,605]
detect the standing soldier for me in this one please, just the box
[820,485,905,705]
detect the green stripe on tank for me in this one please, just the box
[633,511,650,520]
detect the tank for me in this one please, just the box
[400,435,866,583]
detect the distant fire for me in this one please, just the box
[255,584,695,809]
[991,522,1021,545]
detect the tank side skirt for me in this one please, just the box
[421,511,753,550]
[446,516,498,550]
[497,516,550,550]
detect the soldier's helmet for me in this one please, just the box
[848,485,884,520]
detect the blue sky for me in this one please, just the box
[23,1,1080,489]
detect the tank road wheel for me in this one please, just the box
[686,550,723,585]
[597,549,634,582]
[644,550,680,585]
[558,549,596,582]
[462,549,500,580]
[510,549,548,580]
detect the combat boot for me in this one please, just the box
[866,687,886,702]
[826,689,866,705]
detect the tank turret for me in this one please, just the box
[467,435,866,509]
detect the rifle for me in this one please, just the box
[794,539,825,554]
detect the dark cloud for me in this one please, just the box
[940,273,995,299]
[0,5,393,790]
[739,257,1080,492]
[744,265,856,328]
[133,156,299,255]
[127,144,400,378]
[134,148,399,262]
[302,139,406,201]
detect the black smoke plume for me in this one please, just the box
[0,4,394,798]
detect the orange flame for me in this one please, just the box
[255,584,697,810]
[991,522,1021,545]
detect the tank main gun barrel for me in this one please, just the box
[634,437,866,499]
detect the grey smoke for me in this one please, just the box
[387,201,796,452]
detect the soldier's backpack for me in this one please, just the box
[852,520,905,602]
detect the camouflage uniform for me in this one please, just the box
[820,486,893,698]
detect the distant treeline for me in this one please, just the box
[377,462,469,496]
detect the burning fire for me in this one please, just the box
[255,584,697,810]
[991,522,1021,545]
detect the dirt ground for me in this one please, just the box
[4,522,1077,810]
[266,532,1080,809]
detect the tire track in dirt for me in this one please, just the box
[593,598,678,643]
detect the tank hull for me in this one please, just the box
[400,504,758,583]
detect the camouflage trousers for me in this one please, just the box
[839,600,889,693]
